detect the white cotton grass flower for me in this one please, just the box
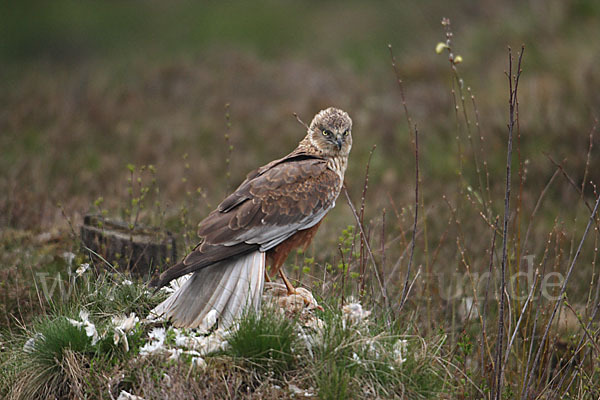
[112,313,139,332]
[67,309,99,345]
[168,348,183,360]
[191,356,207,369]
[112,313,139,352]
[167,348,204,362]
[75,263,90,277]
[393,339,408,365]
[139,327,166,356]
[113,330,129,352]
[297,327,315,358]
[23,332,45,353]
[117,390,145,400]
[288,383,315,398]
[169,325,228,356]
[179,329,228,355]
[342,302,371,327]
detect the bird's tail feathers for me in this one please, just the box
[151,251,265,329]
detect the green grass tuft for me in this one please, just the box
[227,308,298,376]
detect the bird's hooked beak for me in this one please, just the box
[335,134,343,150]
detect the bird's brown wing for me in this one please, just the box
[150,155,340,288]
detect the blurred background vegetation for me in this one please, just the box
[2,0,599,232]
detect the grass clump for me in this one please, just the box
[2,316,96,400]
[227,307,298,376]
[311,306,449,399]
[0,264,164,400]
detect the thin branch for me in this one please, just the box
[503,267,539,369]
[481,217,499,376]
[495,44,524,400]
[580,120,597,197]
[359,145,377,297]
[293,112,310,131]
[388,44,414,136]
[399,124,419,311]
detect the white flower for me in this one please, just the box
[23,333,44,353]
[393,339,408,364]
[168,348,183,360]
[288,384,315,397]
[122,279,133,286]
[75,263,90,277]
[112,313,137,353]
[117,390,145,400]
[172,327,228,355]
[139,327,166,356]
[191,356,207,369]
[342,302,371,327]
[113,330,129,352]
[67,309,99,345]
[112,313,139,332]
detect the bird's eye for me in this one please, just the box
[344,130,350,136]
[322,130,330,136]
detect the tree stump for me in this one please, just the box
[80,214,177,278]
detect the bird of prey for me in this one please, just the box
[150,107,353,329]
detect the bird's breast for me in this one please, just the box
[327,155,348,188]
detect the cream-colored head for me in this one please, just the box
[307,107,352,157]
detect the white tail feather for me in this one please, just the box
[151,251,265,329]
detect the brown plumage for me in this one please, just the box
[150,107,352,329]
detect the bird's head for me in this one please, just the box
[308,107,352,157]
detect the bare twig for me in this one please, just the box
[580,120,597,196]
[481,217,499,377]
[388,44,414,136]
[339,245,347,308]
[495,45,524,400]
[520,226,554,398]
[293,112,310,131]
[503,268,539,369]
[359,145,377,297]
[399,124,419,312]
[521,168,560,256]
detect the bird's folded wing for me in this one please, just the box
[199,156,340,250]
[150,156,340,288]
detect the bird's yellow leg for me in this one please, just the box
[279,268,297,295]
[279,266,319,308]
